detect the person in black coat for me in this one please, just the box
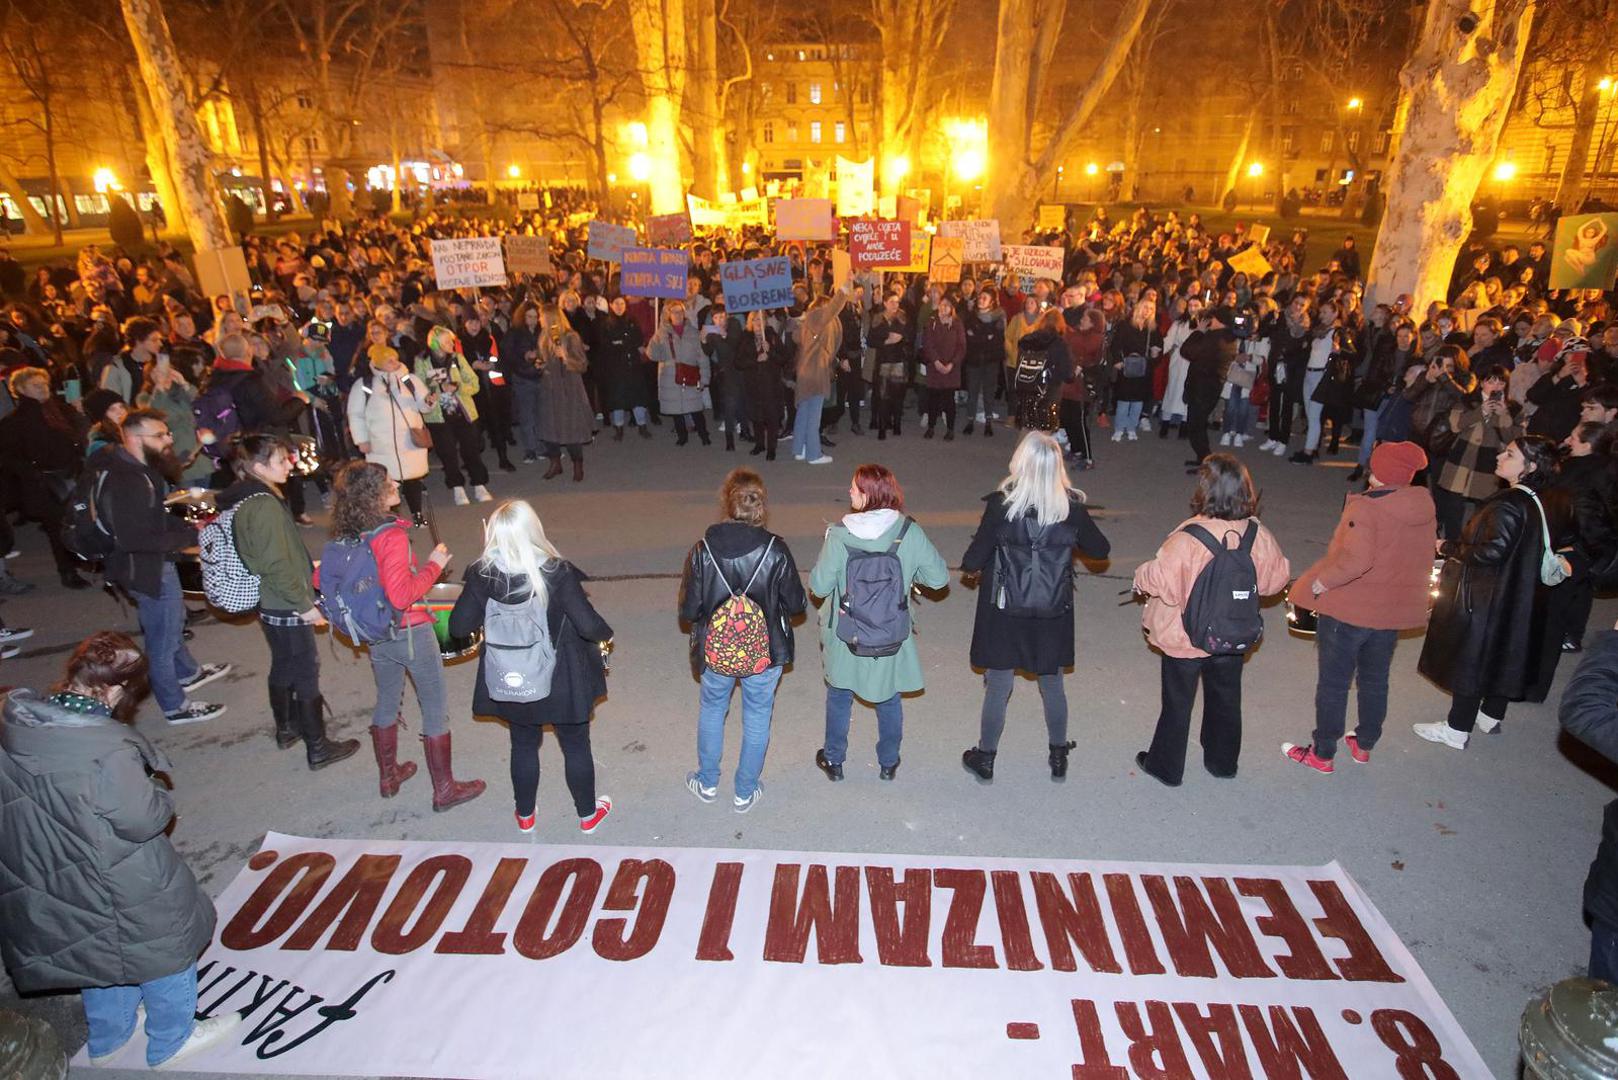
[1539,422,1618,660]
[678,468,806,810]
[1526,342,1595,442]
[0,366,90,587]
[701,302,750,450]
[740,312,786,459]
[1415,436,1567,748]
[448,499,614,834]
[1180,310,1237,470]
[959,432,1110,782]
[1012,311,1074,433]
[593,298,650,439]
[1558,627,1618,982]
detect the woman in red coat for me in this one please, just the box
[922,298,966,440]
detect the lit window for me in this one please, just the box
[810,121,822,144]
[787,125,799,143]
[1282,131,1296,154]
[1320,130,1335,153]
[809,83,822,104]
[1346,129,1361,153]
[296,93,312,110]
[1374,131,1391,155]
[763,122,774,144]
[835,122,846,143]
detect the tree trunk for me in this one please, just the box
[41,109,68,242]
[686,0,720,198]
[244,82,278,223]
[1121,82,1143,203]
[0,159,51,237]
[1220,109,1257,205]
[390,125,403,215]
[1555,83,1602,213]
[119,0,233,250]
[129,68,180,236]
[1263,8,1287,214]
[873,0,955,198]
[627,0,689,214]
[268,144,305,215]
[1365,0,1537,311]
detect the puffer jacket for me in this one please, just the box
[680,522,807,671]
[0,690,216,991]
[1288,483,1438,630]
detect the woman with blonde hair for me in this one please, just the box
[536,305,594,481]
[449,499,614,833]
[650,299,711,446]
[959,431,1111,782]
[1108,296,1161,440]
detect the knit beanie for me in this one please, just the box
[1370,441,1426,487]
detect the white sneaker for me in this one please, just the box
[0,627,33,644]
[1126,430,1138,441]
[793,451,806,460]
[165,701,226,725]
[1272,443,1287,457]
[452,487,470,506]
[1412,721,1468,750]
[735,783,763,813]
[1258,439,1276,452]
[1235,434,1249,447]
[808,455,834,465]
[686,772,717,803]
[1111,431,1124,442]
[1139,416,1152,431]
[1219,432,1233,446]
[154,1010,244,1070]
[1474,710,1502,734]
[472,485,494,503]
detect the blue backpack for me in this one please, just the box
[192,380,240,462]
[318,524,402,645]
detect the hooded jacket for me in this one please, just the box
[0,690,216,991]
[679,522,807,672]
[1288,484,1438,630]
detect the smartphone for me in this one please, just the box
[155,353,171,371]
[1489,390,1504,403]
[63,378,81,404]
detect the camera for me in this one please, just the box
[1230,311,1254,339]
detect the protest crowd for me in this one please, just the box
[6,190,1618,1067]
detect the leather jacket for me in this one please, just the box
[679,522,807,671]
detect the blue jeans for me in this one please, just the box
[1356,404,1383,467]
[82,963,197,1066]
[1223,387,1253,437]
[512,379,543,457]
[610,406,649,427]
[1115,399,1144,431]
[1312,614,1398,759]
[792,394,825,459]
[1592,921,1618,984]
[823,686,903,768]
[136,563,198,714]
[1303,368,1326,451]
[697,665,783,798]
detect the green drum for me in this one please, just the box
[423,582,482,661]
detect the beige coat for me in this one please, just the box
[794,288,850,402]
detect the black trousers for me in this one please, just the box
[1447,693,1507,732]
[428,414,489,489]
[829,367,865,431]
[1269,380,1301,443]
[401,477,424,517]
[509,721,596,818]
[874,379,907,433]
[924,387,957,431]
[1432,486,1474,541]
[1142,653,1244,784]
[672,412,710,443]
[259,615,320,701]
[1186,396,1215,463]
[476,385,514,465]
[1060,399,1093,461]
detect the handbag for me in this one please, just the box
[1515,485,1570,586]
[386,379,433,448]
[675,362,701,387]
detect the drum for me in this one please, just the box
[1285,601,1318,636]
[423,582,482,662]
[166,489,216,601]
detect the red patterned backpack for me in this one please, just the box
[701,537,775,677]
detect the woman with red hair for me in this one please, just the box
[808,464,949,781]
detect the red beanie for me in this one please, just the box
[1370,441,1427,487]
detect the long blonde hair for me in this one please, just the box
[998,430,1083,526]
[474,500,563,608]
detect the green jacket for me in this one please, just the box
[413,352,480,424]
[224,478,315,612]
[809,510,949,700]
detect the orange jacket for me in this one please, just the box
[1288,484,1437,630]
[1134,516,1291,659]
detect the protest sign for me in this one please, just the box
[1551,213,1618,290]
[831,248,852,290]
[687,194,727,228]
[515,192,539,211]
[1228,245,1274,278]
[728,197,770,227]
[721,255,794,313]
[765,179,781,198]
[586,220,636,263]
[836,156,875,218]
[849,220,912,267]
[896,195,921,224]
[647,212,692,247]
[774,199,836,241]
[430,237,507,289]
[741,185,759,202]
[621,248,689,300]
[116,832,1487,1079]
[929,235,965,283]
[1002,244,1066,280]
[1247,223,1272,246]
[1037,205,1067,232]
[877,195,898,220]
[938,219,1002,262]
[895,232,931,273]
[503,235,552,276]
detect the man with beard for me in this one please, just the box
[100,409,231,725]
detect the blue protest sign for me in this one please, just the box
[621,248,689,299]
[720,256,793,314]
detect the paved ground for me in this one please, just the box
[2,410,1607,1078]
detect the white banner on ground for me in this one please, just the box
[429,237,507,288]
[78,833,1487,1078]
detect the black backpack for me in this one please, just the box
[835,518,914,657]
[62,467,115,561]
[1180,522,1264,654]
[992,516,1073,618]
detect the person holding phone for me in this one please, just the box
[1431,364,1521,539]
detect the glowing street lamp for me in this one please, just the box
[1247,162,1264,178]
[607,172,618,185]
[741,161,753,176]
[506,163,521,179]
[1347,97,1363,111]
[954,148,985,182]
[885,154,911,187]
[1601,76,1614,92]
[1085,162,1099,176]
[92,167,119,193]
[628,152,652,182]
[1493,160,1517,182]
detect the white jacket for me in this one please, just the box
[347,367,430,481]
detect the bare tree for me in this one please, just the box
[1517,0,1618,212]
[0,0,83,242]
[870,0,955,196]
[1116,0,1179,201]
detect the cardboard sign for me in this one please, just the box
[1551,213,1618,290]
[128,831,1489,1079]
[938,219,1002,263]
[740,185,759,202]
[687,195,726,228]
[1228,245,1274,278]
[878,195,898,220]
[894,232,931,273]
[774,198,836,241]
[621,247,689,300]
[1002,244,1065,280]
[836,156,875,218]
[728,196,769,227]
[515,192,539,211]
[929,235,965,283]
[1037,204,1067,232]
[831,248,852,290]
[1247,223,1272,246]
[647,212,693,247]
[849,220,912,267]
[721,255,794,313]
[896,195,921,224]
[586,220,637,263]
[503,235,552,276]
[765,179,781,198]
[430,237,507,288]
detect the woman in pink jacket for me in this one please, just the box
[1132,454,1291,786]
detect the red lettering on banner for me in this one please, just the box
[283,854,402,951]
[990,870,1043,972]
[1115,1000,1193,1079]
[1308,880,1405,983]
[864,867,932,967]
[221,851,336,950]
[513,858,605,961]
[1069,999,1129,1080]
[1033,873,1121,974]
[1143,876,1274,979]
[1236,878,1337,981]
[695,862,744,961]
[936,869,997,969]
[1103,873,1166,975]
[592,859,675,961]
[762,864,863,964]
[1370,1009,1461,1080]
[1237,1004,1348,1080]
[1171,1002,1254,1079]
[437,857,529,956]
[371,855,472,955]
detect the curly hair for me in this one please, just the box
[53,631,148,723]
[330,460,393,540]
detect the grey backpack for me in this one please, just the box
[483,584,556,702]
[835,518,914,657]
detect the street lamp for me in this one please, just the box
[1493,160,1517,182]
[954,148,985,182]
[92,167,119,194]
[1601,76,1614,92]
[507,164,521,179]
[1347,97,1363,111]
[628,153,652,182]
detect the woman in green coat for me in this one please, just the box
[809,464,949,780]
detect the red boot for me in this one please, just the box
[369,724,417,798]
[422,732,486,811]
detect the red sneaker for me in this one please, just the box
[579,796,613,834]
[1344,734,1370,763]
[515,811,535,833]
[1282,742,1334,774]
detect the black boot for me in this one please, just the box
[296,693,360,770]
[962,747,995,783]
[1346,466,1364,483]
[725,431,736,451]
[963,420,975,435]
[1049,740,1076,781]
[269,685,300,749]
[613,425,625,442]
[815,748,844,782]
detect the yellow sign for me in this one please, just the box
[928,236,964,283]
[1037,205,1066,232]
[832,248,852,290]
[1227,245,1273,278]
[895,233,931,273]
